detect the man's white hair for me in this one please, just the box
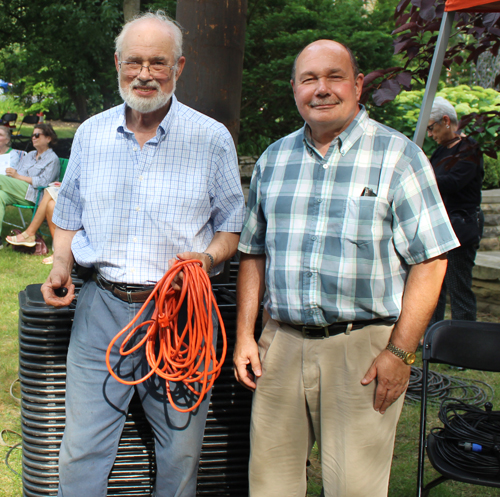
[430,96,458,126]
[115,11,183,62]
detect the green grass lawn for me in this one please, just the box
[13,121,79,140]
[306,313,500,497]
[0,207,53,496]
[1,206,500,496]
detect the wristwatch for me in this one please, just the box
[386,342,416,365]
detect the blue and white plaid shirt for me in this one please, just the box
[238,107,459,326]
[53,95,245,285]
[16,149,60,202]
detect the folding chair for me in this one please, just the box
[416,320,500,496]
[6,157,69,230]
[0,113,17,128]
[11,115,40,150]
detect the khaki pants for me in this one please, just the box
[249,319,405,497]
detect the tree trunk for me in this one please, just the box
[123,0,140,22]
[175,0,247,145]
[68,85,89,122]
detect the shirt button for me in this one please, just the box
[133,237,137,242]
[309,310,314,315]
[136,206,140,212]
[133,146,138,151]
[323,164,328,169]
[131,268,135,273]
[139,176,143,181]
[311,236,317,241]
[317,198,322,203]
[307,272,312,277]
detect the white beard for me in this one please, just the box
[118,75,176,113]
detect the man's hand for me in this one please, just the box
[233,336,262,391]
[41,266,75,308]
[361,349,410,414]
[168,252,211,291]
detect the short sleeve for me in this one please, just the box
[392,148,460,265]
[238,158,267,254]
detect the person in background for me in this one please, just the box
[6,186,58,264]
[426,96,484,326]
[0,124,24,167]
[0,123,59,249]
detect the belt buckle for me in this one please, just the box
[127,290,133,304]
[302,325,329,339]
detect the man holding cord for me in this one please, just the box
[41,12,244,497]
[233,39,459,496]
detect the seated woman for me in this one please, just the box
[6,186,58,264]
[0,123,59,249]
[0,125,24,168]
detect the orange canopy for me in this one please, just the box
[445,0,500,12]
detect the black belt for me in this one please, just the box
[280,318,388,339]
[93,272,156,303]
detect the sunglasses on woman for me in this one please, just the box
[32,133,44,139]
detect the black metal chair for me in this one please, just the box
[0,112,17,128]
[416,320,500,496]
[12,115,40,150]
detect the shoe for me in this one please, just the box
[6,232,36,247]
[42,255,53,265]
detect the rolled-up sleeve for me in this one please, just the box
[52,132,83,231]
[209,131,245,233]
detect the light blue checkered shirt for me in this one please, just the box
[16,149,60,203]
[53,95,245,285]
[238,107,459,326]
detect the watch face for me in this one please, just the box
[405,353,416,365]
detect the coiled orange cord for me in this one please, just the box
[105,259,226,413]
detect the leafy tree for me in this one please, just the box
[382,85,500,153]
[238,0,399,155]
[0,0,176,121]
[0,0,126,121]
[362,0,500,159]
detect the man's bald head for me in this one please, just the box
[291,40,359,84]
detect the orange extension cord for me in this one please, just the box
[105,259,226,413]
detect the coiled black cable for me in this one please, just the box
[431,399,500,476]
[405,366,494,406]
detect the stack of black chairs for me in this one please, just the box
[18,265,258,496]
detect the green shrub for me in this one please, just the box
[483,156,500,190]
[373,85,500,158]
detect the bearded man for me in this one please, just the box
[41,11,245,497]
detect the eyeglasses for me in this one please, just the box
[427,120,441,133]
[32,133,43,139]
[118,60,177,78]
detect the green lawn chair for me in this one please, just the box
[7,157,69,229]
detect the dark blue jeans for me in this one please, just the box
[58,280,215,497]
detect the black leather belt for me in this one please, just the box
[93,272,155,303]
[280,318,388,339]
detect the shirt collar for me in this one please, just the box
[116,94,179,141]
[302,104,369,157]
[36,148,53,160]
